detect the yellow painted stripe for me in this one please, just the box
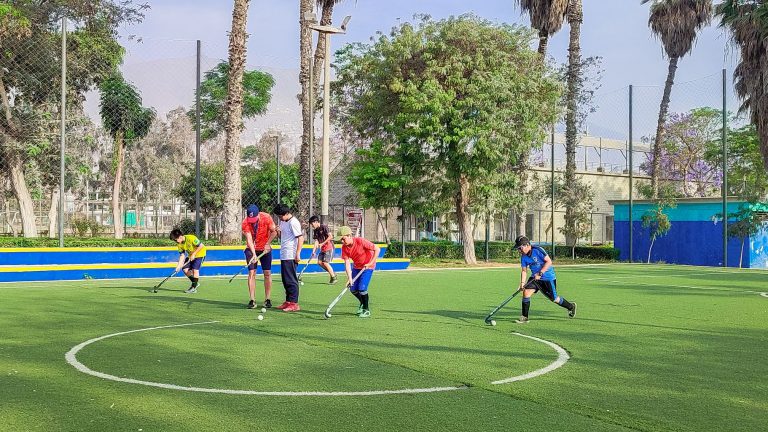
[0,244,389,253]
[0,258,410,273]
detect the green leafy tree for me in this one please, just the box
[175,163,226,229]
[190,61,274,142]
[333,15,561,263]
[641,196,675,263]
[0,1,141,237]
[727,205,766,268]
[707,123,768,202]
[99,72,155,239]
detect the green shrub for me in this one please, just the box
[0,237,222,248]
[386,241,618,261]
[173,218,204,236]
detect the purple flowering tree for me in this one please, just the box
[640,108,723,198]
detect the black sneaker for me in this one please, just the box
[568,303,577,318]
[247,300,256,309]
[263,299,272,309]
[329,276,338,284]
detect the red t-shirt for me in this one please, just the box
[341,237,377,269]
[241,212,275,250]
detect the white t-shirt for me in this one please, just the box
[279,216,303,260]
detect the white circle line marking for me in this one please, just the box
[492,332,570,385]
[66,321,569,395]
[760,292,768,298]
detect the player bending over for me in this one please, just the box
[514,235,576,324]
[339,226,380,318]
[170,228,207,294]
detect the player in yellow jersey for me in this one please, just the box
[170,228,207,294]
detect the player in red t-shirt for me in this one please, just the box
[309,215,337,284]
[338,225,380,318]
[241,204,277,309]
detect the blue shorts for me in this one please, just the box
[182,257,205,271]
[349,268,374,294]
[244,249,272,271]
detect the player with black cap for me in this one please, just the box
[514,235,577,324]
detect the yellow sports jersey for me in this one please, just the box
[177,234,207,258]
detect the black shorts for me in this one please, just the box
[317,249,334,263]
[527,278,558,302]
[244,249,272,271]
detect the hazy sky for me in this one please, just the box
[110,0,740,162]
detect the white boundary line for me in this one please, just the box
[590,279,767,296]
[492,332,570,384]
[65,321,570,396]
[761,292,768,298]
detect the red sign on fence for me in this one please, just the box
[346,208,363,236]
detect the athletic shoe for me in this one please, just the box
[515,316,529,324]
[276,301,290,310]
[185,287,197,294]
[330,276,338,284]
[568,303,577,318]
[247,300,256,309]
[356,303,364,315]
[283,302,301,312]
[263,299,272,309]
[358,309,371,318]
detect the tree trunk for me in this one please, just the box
[376,208,391,244]
[48,188,59,239]
[298,0,314,222]
[455,174,477,265]
[222,0,250,244]
[647,236,655,264]
[739,237,744,268]
[537,29,549,57]
[112,131,125,239]
[8,155,38,237]
[564,0,583,247]
[651,56,679,199]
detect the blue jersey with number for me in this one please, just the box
[520,246,556,281]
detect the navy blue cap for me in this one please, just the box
[246,204,259,218]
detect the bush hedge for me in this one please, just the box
[385,240,619,261]
[0,237,222,248]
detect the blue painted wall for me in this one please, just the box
[613,201,767,268]
[0,245,408,283]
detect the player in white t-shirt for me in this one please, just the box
[273,204,304,312]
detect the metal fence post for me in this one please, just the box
[59,17,67,247]
[195,40,202,238]
[722,68,728,267]
[628,85,634,263]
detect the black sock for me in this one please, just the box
[191,277,199,288]
[187,274,194,282]
[522,298,530,318]
[559,298,573,310]
[361,293,369,310]
[351,291,362,302]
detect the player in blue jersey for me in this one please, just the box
[514,235,576,324]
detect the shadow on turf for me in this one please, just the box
[133,295,245,309]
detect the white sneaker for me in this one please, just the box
[515,316,529,324]
[185,287,197,294]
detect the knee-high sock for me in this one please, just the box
[522,297,531,318]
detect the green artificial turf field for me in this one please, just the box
[1,264,766,432]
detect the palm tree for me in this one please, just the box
[642,0,713,198]
[513,0,567,238]
[222,0,251,243]
[298,0,314,222]
[516,0,568,56]
[99,73,154,239]
[717,0,768,172]
[563,0,584,247]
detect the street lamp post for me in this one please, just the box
[309,15,350,224]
